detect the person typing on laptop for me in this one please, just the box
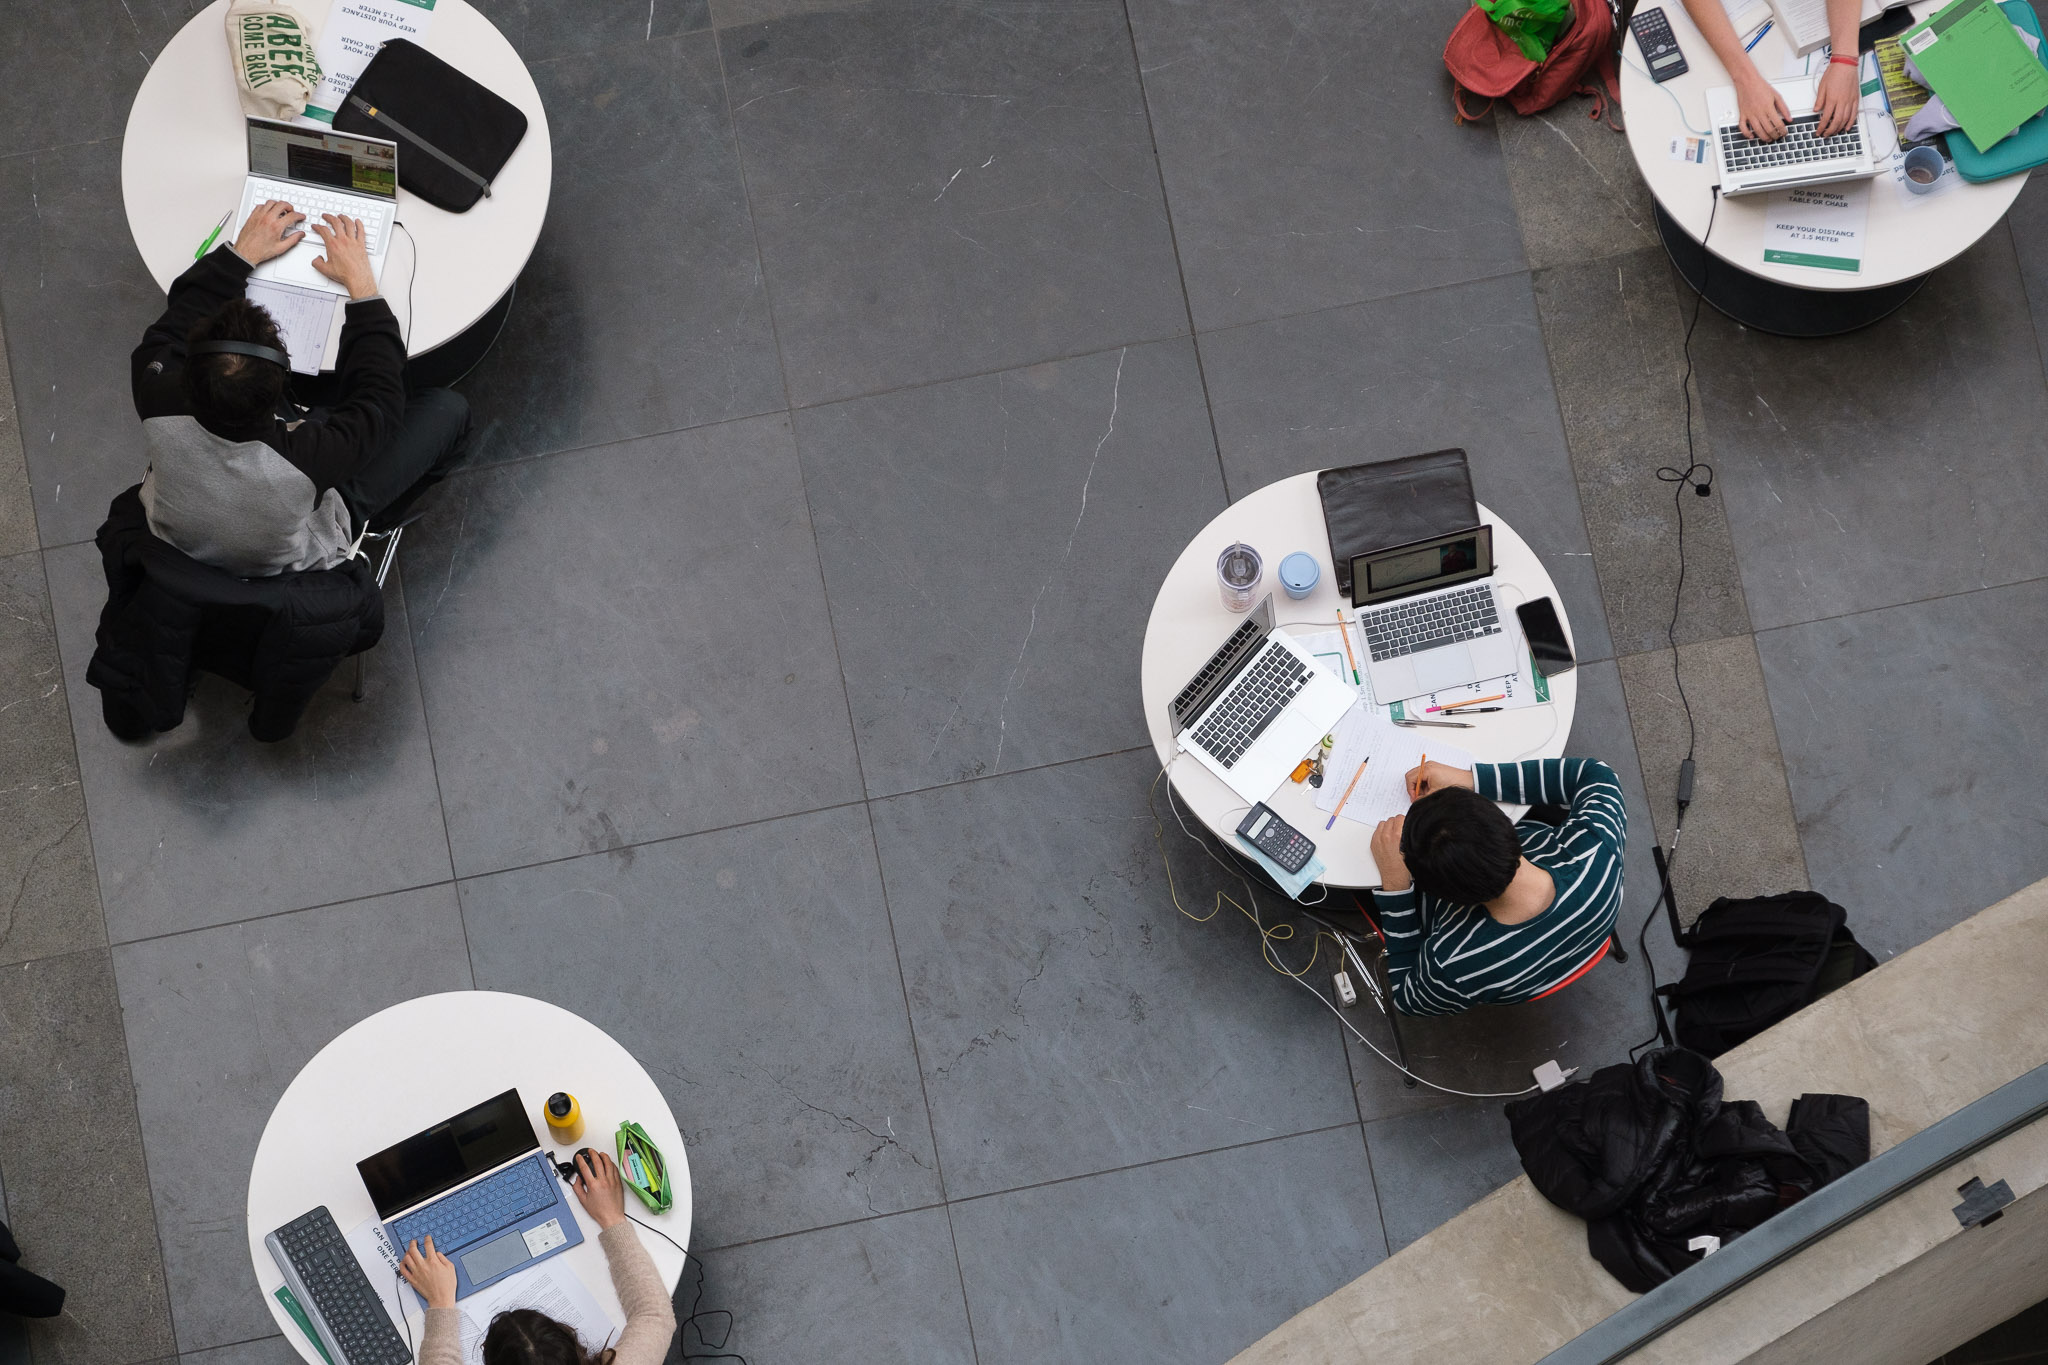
[399,1150,677,1365]
[1364,756,1627,1016]
[129,204,470,576]
[1680,0,1863,138]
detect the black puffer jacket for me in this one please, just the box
[87,485,383,743]
[1506,1047,1868,1291]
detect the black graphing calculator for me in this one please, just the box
[1629,7,1689,82]
[1236,803,1316,874]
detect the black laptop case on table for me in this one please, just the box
[1317,449,1480,600]
[333,40,527,212]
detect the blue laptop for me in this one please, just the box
[357,1089,584,1300]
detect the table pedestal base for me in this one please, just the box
[1654,203,1925,337]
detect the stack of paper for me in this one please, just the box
[1313,705,1474,831]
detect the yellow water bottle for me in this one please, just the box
[545,1091,585,1145]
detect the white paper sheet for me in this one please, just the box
[1386,668,1544,720]
[306,0,440,124]
[345,1216,423,1325]
[1761,181,1869,272]
[1312,705,1474,831]
[1296,628,1385,712]
[455,1264,619,1365]
[244,279,338,375]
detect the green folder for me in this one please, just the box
[1902,0,2048,153]
[275,1286,336,1365]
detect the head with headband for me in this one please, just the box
[184,300,290,428]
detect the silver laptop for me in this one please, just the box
[1708,78,1877,197]
[1349,526,1521,704]
[1171,596,1357,804]
[236,117,398,294]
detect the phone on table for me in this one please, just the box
[1516,597,1575,679]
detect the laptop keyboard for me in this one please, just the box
[1720,113,1862,174]
[1360,583,1502,662]
[1191,645,1310,768]
[248,178,393,253]
[387,1156,556,1254]
[271,1206,413,1365]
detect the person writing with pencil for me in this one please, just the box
[1365,756,1628,1016]
[1679,0,1865,140]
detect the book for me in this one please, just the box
[1768,0,1911,56]
[1873,34,1936,145]
[1902,0,2048,152]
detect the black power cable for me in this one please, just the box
[621,1212,746,1365]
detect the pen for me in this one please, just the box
[1441,706,1503,715]
[1744,19,1771,52]
[195,209,232,260]
[1393,718,1474,729]
[1426,693,1504,713]
[1336,611,1361,685]
[1325,757,1369,830]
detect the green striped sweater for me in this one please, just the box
[1371,757,1627,1016]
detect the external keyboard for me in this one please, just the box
[1191,645,1310,767]
[249,178,392,253]
[267,1206,413,1365]
[1360,584,1503,662]
[388,1156,555,1254]
[1720,113,1862,174]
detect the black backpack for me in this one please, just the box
[1659,892,1878,1057]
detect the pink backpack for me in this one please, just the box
[1444,0,1620,125]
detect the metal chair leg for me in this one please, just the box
[352,525,406,703]
[352,650,367,702]
[1608,927,1629,964]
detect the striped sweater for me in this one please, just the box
[1372,757,1627,1016]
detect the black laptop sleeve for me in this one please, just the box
[332,40,527,212]
[1317,449,1481,599]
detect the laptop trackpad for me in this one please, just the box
[461,1229,532,1284]
[1412,644,1476,695]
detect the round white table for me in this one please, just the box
[122,0,551,381]
[246,992,691,1364]
[1140,473,1579,889]
[1621,0,2028,334]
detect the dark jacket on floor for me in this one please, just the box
[1505,1047,1869,1292]
[86,485,383,743]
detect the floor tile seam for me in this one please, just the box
[867,742,1157,805]
[446,397,791,482]
[938,1182,985,1365]
[1116,0,1229,502]
[1350,1120,1396,1256]
[1184,264,1542,354]
[1744,569,2048,639]
[687,1120,1370,1258]
[782,326,1194,414]
[388,566,476,990]
[76,945,184,1361]
[2008,215,2048,393]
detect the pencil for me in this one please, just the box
[1336,612,1360,684]
[1415,753,1427,801]
[1426,693,1504,714]
[1325,757,1369,830]
[1441,706,1502,714]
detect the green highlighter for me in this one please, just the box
[1902,0,2048,153]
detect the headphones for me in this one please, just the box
[189,338,290,370]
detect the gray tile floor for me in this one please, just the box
[4,1,2048,1362]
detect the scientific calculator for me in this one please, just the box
[1629,7,1689,82]
[1237,803,1317,875]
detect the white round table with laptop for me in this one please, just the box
[1622,0,2029,334]
[122,0,550,384]
[246,992,690,1365]
[1140,472,1579,890]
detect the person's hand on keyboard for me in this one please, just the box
[309,214,379,301]
[399,1235,458,1310]
[1732,68,1791,141]
[232,199,306,264]
[569,1149,628,1230]
[1813,60,1859,138]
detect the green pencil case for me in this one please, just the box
[1948,1,2048,181]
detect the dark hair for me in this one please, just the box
[183,299,286,429]
[1400,786,1521,904]
[482,1309,613,1365]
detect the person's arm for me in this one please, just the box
[399,1236,464,1365]
[1678,0,1790,138]
[284,214,409,492]
[1813,0,1864,137]
[1476,757,1627,864]
[133,202,307,417]
[1368,815,1480,1017]
[571,1151,677,1365]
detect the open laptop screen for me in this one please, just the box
[357,1089,540,1220]
[1351,525,1494,606]
[247,117,397,199]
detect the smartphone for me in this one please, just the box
[1516,597,1575,679]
